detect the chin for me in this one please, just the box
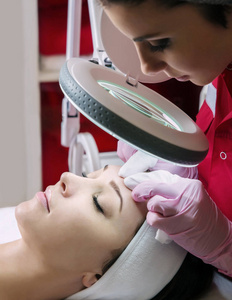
[15,201,26,218]
[190,77,213,86]
[15,201,27,227]
[15,200,42,245]
[192,69,225,86]
[15,199,36,227]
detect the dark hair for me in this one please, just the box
[151,253,214,300]
[98,0,231,28]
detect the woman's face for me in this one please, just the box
[104,1,232,86]
[16,165,146,281]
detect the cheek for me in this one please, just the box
[48,213,89,244]
[117,191,146,242]
[30,215,95,267]
[172,49,220,85]
[49,206,103,246]
[170,37,218,74]
[167,49,198,71]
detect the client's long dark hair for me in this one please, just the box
[152,253,214,300]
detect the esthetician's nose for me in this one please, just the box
[135,43,167,75]
[60,172,86,197]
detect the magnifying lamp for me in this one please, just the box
[59,11,208,166]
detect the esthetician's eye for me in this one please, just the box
[149,38,171,53]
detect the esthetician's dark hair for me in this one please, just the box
[98,0,231,28]
[151,253,214,300]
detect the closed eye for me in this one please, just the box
[82,172,105,215]
[93,195,104,215]
[148,38,171,53]
[82,171,105,215]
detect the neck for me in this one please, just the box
[0,240,83,300]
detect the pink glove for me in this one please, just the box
[117,140,198,179]
[125,170,232,277]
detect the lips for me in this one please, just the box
[175,75,190,82]
[43,193,50,213]
[44,188,51,212]
[36,188,51,213]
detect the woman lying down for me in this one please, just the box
[0,165,229,300]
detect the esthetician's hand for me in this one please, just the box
[117,140,198,179]
[125,170,232,277]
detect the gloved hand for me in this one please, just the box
[125,170,232,277]
[117,140,198,179]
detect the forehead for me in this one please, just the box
[104,1,163,36]
[104,1,205,39]
[88,165,120,179]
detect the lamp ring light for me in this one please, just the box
[59,58,208,166]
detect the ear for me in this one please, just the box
[82,272,102,288]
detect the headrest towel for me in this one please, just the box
[67,221,187,300]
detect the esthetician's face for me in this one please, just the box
[104,0,232,86]
[16,165,147,280]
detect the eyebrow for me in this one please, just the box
[103,165,109,171]
[109,180,123,212]
[102,165,123,212]
[133,32,161,42]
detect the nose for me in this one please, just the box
[60,172,86,197]
[135,43,167,75]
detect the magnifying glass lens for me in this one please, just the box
[98,81,182,131]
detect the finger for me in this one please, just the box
[131,181,167,202]
[124,172,160,190]
[147,195,180,216]
[146,211,191,236]
[117,140,137,162]
[124,170,180,191]
[118,151,158,177]
[147,211,161,227]
[132,181,156,202]
[146,211,175,230]
[154,162,198,179]
[131,179,181,204]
